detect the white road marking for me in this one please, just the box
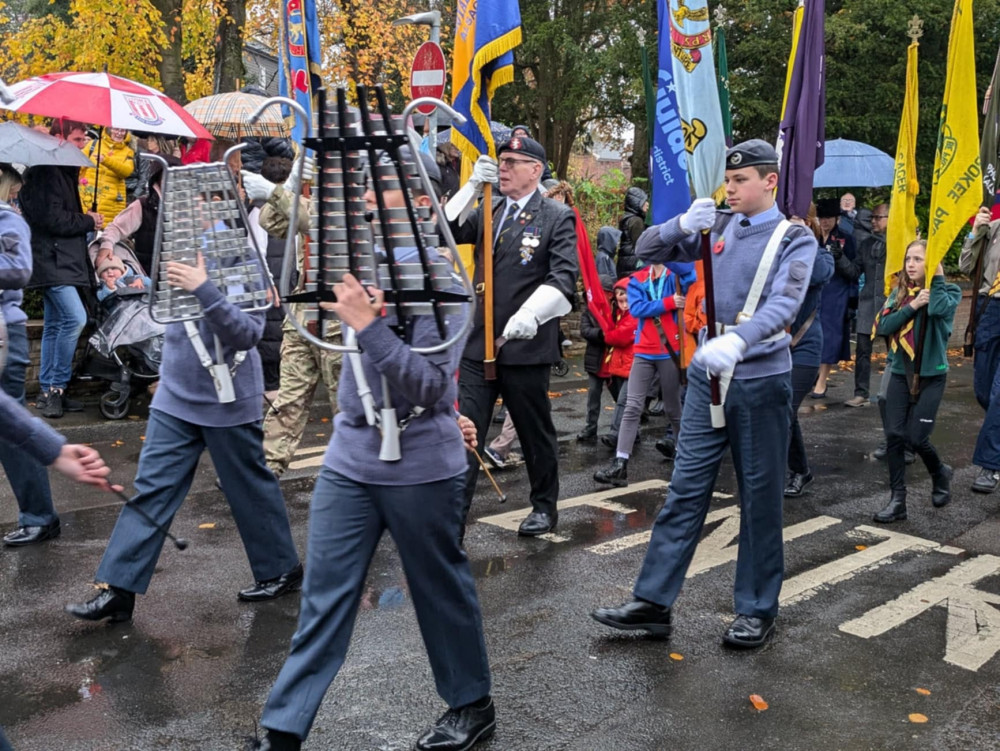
[587,505,838,564]
[475,480,666,543]
[780,526,941,605]
[288,454,325,470]
[840,554,1000,672]
[295,445,327,456]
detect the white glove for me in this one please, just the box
[502,284,572,340]
[692,331,748,376]
[283,155,316,195]
[470,154,498,187]
[445,155,499,224]
[679,197,716,234]
[241,171,277,201]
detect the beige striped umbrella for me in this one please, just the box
[183,92,288,140]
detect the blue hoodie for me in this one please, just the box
[0,203,32,326]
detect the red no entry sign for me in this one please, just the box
[410,42,446,115]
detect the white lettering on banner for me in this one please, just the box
[475,480,667,543]
[840,554,1000,672]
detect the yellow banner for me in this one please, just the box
[885,41,920,294]
[927,0,981,284]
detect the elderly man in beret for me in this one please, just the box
[592,138,818,649]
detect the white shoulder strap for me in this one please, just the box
[742,219,791,319]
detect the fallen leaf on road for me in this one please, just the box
[855,545,868,551]
[321,417,329,423]
[908,713,928,723]
[198,523,216,529]
[915,688,931,696]
[669,653,684,661]
[548,391,564,398]
[749,694,769,711]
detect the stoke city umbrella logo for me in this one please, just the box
[124,95,164,127]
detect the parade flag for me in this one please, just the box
[926,0,980,280]
[278,0,322,144]
[981,44,1000,206]
[885,37,920,295]
[649,1,694,223]
[665,0,726,200]
[775,0,825,219]
[780,0,805,121]
[716,27,733,147]
[451,0,522,162]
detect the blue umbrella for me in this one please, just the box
[812,138,894,188]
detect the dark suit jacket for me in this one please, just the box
[451,189,578,365]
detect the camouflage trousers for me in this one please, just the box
[262,328,341,475]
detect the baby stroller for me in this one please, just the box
[82,239,165,419]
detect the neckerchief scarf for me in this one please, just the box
[885,286,922,359]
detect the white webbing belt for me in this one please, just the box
[184,321,247,404]
[345,325,424,462]
[710,219,790,428]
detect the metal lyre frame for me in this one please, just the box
[145,146,274,325]
[248,87,476,355]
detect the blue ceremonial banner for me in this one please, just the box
[650,0,692,224]
[278,0,322,144]
[451,0,522,161]
[666,0,726,200]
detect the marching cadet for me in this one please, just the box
[450,136,578,536]
[252,153,495,751]
[592,139,818,648]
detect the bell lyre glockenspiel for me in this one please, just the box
[145,148,274,402]
[249,86,476,460]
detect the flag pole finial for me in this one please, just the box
[907,15,924,42]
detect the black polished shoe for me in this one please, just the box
[722,614,775,648]
[576,429,598,444]
[931,464,953,507]
[238,563,304,602]
[4,520,61,546]
[783,471,813,498]
[66,586,135,623]
[972,467,1000,494]
[873,490,907,523]
[872,441,887,460]
[591,599,672,638]
[244,728,302,751]
[654,437,675,460]
[599,433,618,449]
[594,457,628,487]
[517,511,556,536]
[416,696,496,751]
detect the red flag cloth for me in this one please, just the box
[573,206,613,331]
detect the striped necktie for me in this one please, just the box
[495,202,519,245]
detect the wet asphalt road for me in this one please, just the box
[2,355,1000,750]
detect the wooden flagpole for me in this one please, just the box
[483,183,497,380]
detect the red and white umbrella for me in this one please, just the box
[0,72,212,140]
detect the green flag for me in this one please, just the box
[716,27,732,147]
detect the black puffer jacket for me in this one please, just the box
[241,137,297,175]
[580,274,616,374]
[615,187,648,278]
[20,165,96,288]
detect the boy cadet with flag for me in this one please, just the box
[592,139,818,648]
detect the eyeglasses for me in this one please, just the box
[498,157,538,169]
